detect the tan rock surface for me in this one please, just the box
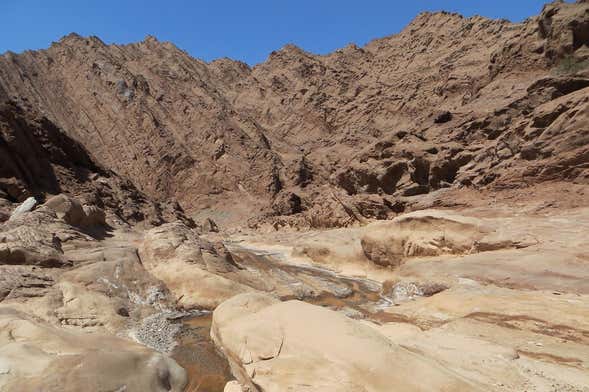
[230,193,589,391]
[139,222,252,310]
[359,209,529,267]
[211,292,482,392]
[0,197,173,332]
[224,380,245,392]
[0,308,187,392]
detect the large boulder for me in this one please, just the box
[360,210,527,268]
[43,194,106,228]
[0,201,106,269]
[0,209,71,268]
[211,293,482,392]
[0,308,186,392]
[82,204,107,227]
[139,222,251,309]
[43,194,86,226]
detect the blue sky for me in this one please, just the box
[1,1,554,65]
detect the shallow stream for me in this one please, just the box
[170,246,397,391]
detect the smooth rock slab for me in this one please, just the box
[0,308,187,392]
[211,292,483,392]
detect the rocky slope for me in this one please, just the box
[0,99,193,227]
[0,0,587,229]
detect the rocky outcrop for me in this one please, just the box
[44,194,106,228]
[0,208,72,268]
[0,39,281,224]
[360,210,536,267]
[539,1,589,62]
[211,293,482,392]
[489,0,589,76]
[0,195,175,332]
[0,308,187,392]
[0,197,188,385]
[0,100,97,202]
[139,223,251,309]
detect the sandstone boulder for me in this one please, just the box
[43,194,86,226]
[0,210,70,268]
[360,210,526,268]
[360,210,488,267]
[211,292,482,392]
[0,308,187,392]
[43,194,107,228]
[139,222,251,309]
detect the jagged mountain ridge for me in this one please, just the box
[0,0,588,228]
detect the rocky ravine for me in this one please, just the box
[1,0,589,391]
[2,186,589,391]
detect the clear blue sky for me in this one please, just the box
[1,1,555,65]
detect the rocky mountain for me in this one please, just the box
[0,0,587,230]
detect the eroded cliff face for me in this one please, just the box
[0,100,193,227]
[0,1,588,229]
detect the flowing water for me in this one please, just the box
[171,314,232,392]
[170,246,397,391]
